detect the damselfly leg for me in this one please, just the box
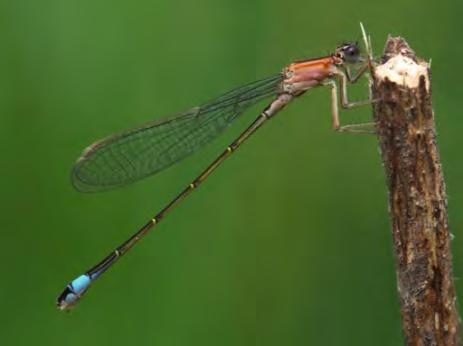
[323,63,377,134]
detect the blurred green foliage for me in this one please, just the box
[1,0,463,345]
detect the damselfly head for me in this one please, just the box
[335,42,362,64]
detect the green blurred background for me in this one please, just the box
[1,0,462,345]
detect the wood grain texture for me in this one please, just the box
[371,36,461,346]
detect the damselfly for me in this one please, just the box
[57,36,375,310]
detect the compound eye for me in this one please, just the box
[347,46,358,56]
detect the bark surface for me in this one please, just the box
[371,36,461,346]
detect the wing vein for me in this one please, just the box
[72,74,283,192]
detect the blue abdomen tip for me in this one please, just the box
[71,274,91,294]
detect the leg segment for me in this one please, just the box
[343,63,369,84]
[324,80,376,134]
[336,70,375,109]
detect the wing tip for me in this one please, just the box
[70,163,98,193]
[71,161,128,193]
[70,141,115,193]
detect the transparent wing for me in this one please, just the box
[72,74,283,192]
